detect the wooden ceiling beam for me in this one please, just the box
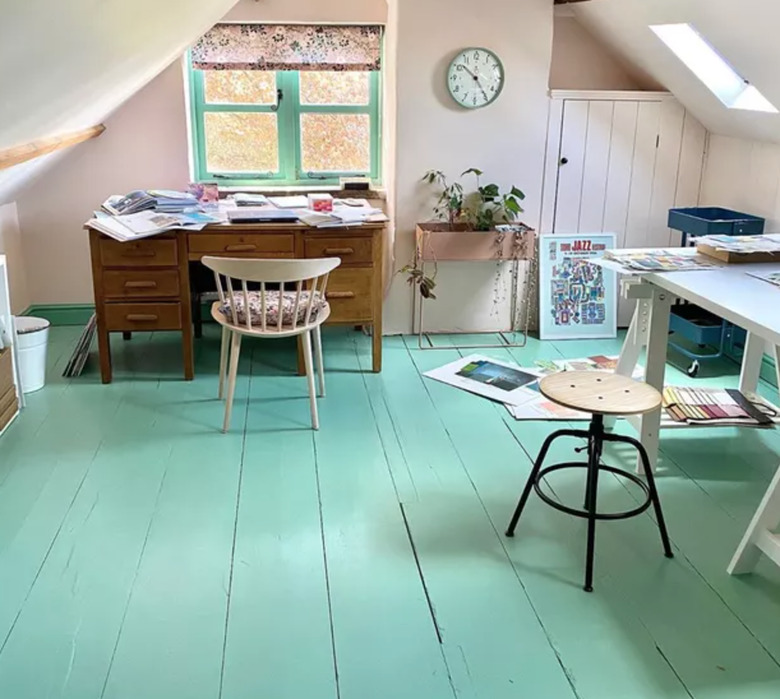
[0,124,106,172]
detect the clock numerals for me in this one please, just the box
[448,48,503,109]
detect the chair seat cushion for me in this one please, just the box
[218,290,326,328]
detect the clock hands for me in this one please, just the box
[459,63,490,103]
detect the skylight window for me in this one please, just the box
[650,23,777,114]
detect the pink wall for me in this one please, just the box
[550,15,658,91]
[16,0,388,307]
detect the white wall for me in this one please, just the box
[550,14,658,91]
[386,0,553,334]
[15,0,388,307]
[573,0,780,145]
[0,204,29,314]
[700,134,780,230]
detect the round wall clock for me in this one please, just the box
[447,47,505,109]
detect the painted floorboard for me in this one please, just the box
[0,327,779,697]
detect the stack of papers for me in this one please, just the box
[148,190,199,212]
[696,234,780,254]
[87,211,221,242]
[602,249,714,272]
[297,200,388,228]
[662,386,773,427]
[424,353,643,422]
[101,190,156,216]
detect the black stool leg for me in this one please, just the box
[506,430,569,537]
[583,417,604,592]
[634,438,674,559]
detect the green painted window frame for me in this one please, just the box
[189,64,382,187]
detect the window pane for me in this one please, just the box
[299,72,370,105]
[300,114,371,173]
[203,70,277,105]
[204,113,279,173]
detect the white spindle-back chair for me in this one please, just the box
[202,256,341,432]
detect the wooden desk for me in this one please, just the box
[87,222,385,382]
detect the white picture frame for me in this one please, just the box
[538,233,617,340]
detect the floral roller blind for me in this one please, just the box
[191,24,383,72]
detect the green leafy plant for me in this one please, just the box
[421,170,464,228]
[399,262,437,299]
[461,168,525,231]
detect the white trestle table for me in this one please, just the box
[607,252,780,576]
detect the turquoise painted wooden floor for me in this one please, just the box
[1,325,780,698]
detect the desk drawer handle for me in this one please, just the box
[324,247,355,255]
[126,314,159,322]
[225,244,257,252]
[124,281,157,289]
[326,291,355,299]
[122,250,156,258]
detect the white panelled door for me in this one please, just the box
[541,92,706,326]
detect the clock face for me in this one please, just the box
[447,48,504,109]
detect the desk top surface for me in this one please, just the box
[646,262,780,345]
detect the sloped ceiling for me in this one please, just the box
[573,0,780,144]
[0,0,239,203]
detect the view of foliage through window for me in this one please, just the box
[192,68,379,183]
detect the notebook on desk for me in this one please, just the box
[227,208,300,224]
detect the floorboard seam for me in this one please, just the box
[312,433,342,699]
[99,457,171,699]
[655,643,695,698]
[218,347,254,699]
[0,438,103,658]
[403,339,582,699]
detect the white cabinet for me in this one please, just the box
[540,91,707,325]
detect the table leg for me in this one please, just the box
[739,332,766,395]
[635,288,673,473]
[615,297,650,379]
[729,464,780,574]
[97,328,112,384]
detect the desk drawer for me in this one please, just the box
[0,348,13,395]
[103,270,180,299]
[0,391,17,433]
[304,236,373,265]
[0,384,16,417]
[100,238,178,268]
[189,234,295,256]
[104,303,182,331]
[325,268,373,322]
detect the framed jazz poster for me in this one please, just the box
[538,233,617,340]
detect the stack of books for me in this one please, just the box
[101,190,156,216]
[148,190,199,213]
[101,190,198,216]
[662,386,773,427]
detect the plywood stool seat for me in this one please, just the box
[539,371,662,416]
[506,370,673,592]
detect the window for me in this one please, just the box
[650,23,777,113]
[188,24,383,186]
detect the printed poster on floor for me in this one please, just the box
[538,233,617,340]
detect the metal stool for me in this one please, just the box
[505,371,673,592]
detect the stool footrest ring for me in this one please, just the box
[534,462,652,521]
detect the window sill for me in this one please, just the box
[218,184,387,200]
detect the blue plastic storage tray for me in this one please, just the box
[667,207,765,237]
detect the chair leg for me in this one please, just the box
[583,433,603,593]
[302,330,319,430]
[313,325,325,397]
[222,332,242,433]
[218,326,230,400]
[506,430,568,537]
